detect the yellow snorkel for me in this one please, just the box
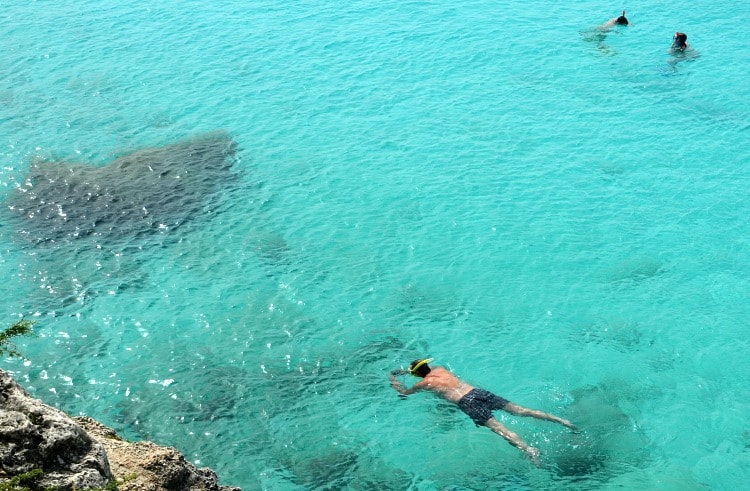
[409,358,434,375]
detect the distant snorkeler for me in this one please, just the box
[601,10,629,29]
[671,31,689,52]
[389,358,575,465]
[666,31,698,71]
[582,10,628,49]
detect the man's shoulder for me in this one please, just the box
[433,367,458,377]
[427,367,460,382]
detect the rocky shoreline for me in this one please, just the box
[0,369,240,490]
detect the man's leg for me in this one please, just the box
[503,403,575,429]
[484,417,539,465]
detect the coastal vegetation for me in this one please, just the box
[0,469,43,491]
[0,319,34,359]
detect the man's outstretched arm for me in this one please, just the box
[504,403,576,429]
[388,370,423,395]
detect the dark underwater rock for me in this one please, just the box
[550,383,650,482]
[5,131,238,245]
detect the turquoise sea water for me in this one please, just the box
[2,0,749,489]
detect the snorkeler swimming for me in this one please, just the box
[671,32,689,51]
[602,10,629,29]
[389,358,575,464]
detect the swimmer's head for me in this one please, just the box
[616,10,628,25]
[674,32,688,49]
[409,358,433,377]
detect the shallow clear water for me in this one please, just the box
[2,0,749,489]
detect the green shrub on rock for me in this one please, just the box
[0,320,34,359]
[0,468,44,491]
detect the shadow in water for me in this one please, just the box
[544,383,652,487]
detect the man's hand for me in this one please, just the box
[389,368,415,396]
[390,379,406,394]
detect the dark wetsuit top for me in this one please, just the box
[457,388,510,425]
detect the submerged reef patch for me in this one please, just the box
[5,131,238,245]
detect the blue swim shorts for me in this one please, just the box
[457,388,510,426]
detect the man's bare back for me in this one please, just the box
[408,366,474,403]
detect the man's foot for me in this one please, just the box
[526,446,540,467]
[560,419,576,430]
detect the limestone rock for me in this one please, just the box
[76,417,240,491]
[0,369,240,490]
[0,369,112,490]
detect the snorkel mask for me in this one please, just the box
[409,358,434,376]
